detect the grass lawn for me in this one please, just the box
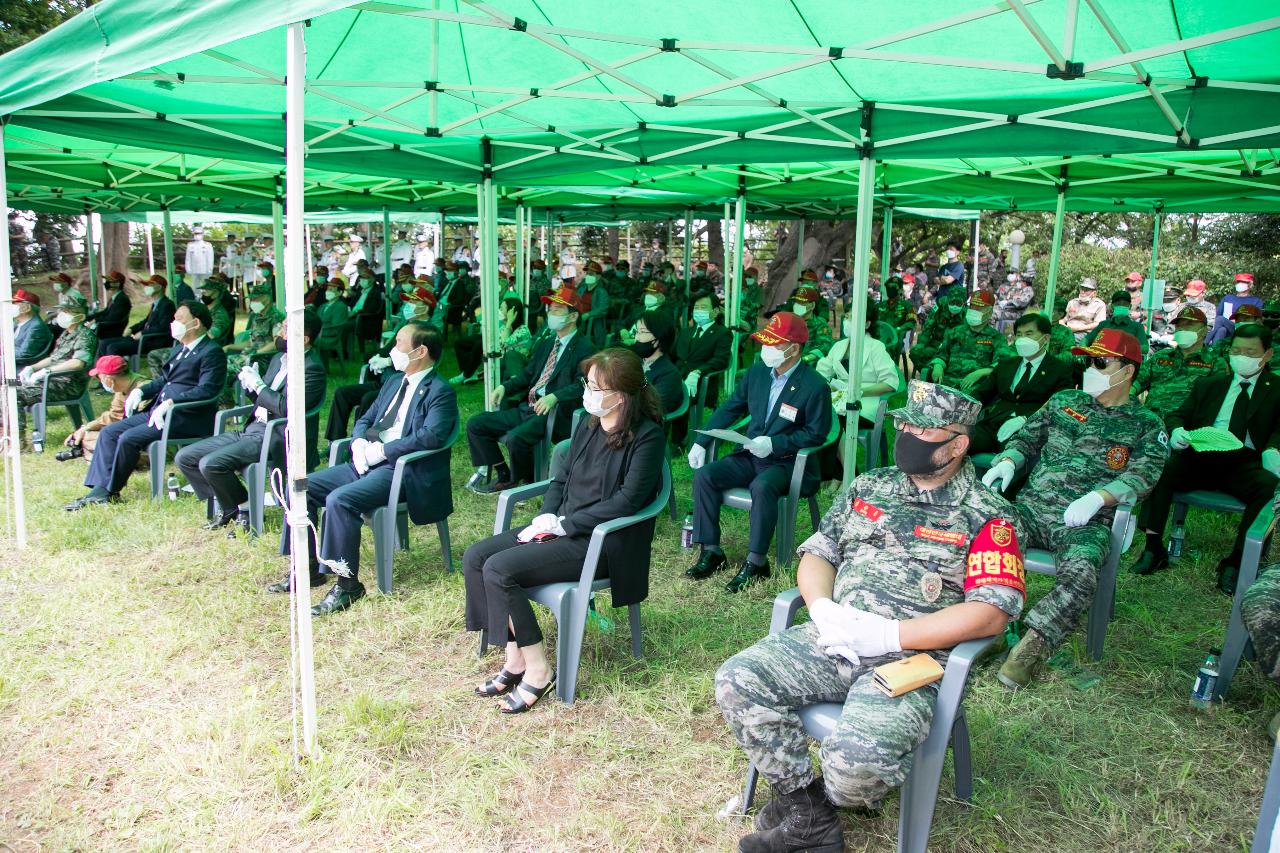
[0,332,1276,851]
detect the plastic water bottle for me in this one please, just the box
[681,514,694,549]
[31,431,43,453]
[1168,523,1184,559]
[1189,648,1221,710]
[166,474,180,502]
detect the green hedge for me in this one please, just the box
[1040,244,1280,305]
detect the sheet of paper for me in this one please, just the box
[696,428,753,446]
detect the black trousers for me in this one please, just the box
[463,530,598,647]
[454,334,483,378]
[85,412,204,494]
[98,334,169,358]
[280,460,395,588]
[1140,447,1278,558]
[325,381,380,441]
[465,402,548,483]
[174,428,265,513]
[693,450,791,556]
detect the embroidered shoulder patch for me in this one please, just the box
[1104,445,1131,470]
[852,498,884,522]
[1062,406,1088,423]
[914,525,966,547]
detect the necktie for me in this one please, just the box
[529,338,562,406]
[1228,380,1252,442]
[368,378,410,442]
[1011,362,1029,396]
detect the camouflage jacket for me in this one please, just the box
[910,306,963,366]
[931,322,1014,385]
[1134,345,1227,425]
[1047,323,1076,358]
[802,314,835,361]
[1000,388,1169,515]
[798,462,1025,665]
[245,306,285,350]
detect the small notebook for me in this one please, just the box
[873,653,945,697]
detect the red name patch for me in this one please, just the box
[1155,359,1174,367]
[1061,406,1088,423]
[852,498,884,522]
[914,526,966,547]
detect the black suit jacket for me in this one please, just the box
[246,349,328,470]
[503,330,598,435]
[672,321,732,406]
[1170,370,1280,453]
[975,354,1076,426]
[142,336,228,435]
[645,354,684,415]
[89,290,132,338]
[129,296,176,339]
[698,361,833,492]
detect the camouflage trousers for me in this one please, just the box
[147,347,172,379]
[14,375,88,436]
[1012,502,1111,649]
[1242,564,1280,682]
[716,622,935,810]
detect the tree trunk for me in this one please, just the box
[765,220,856,310]
[706,219,724,271]
[606,227,620,263]
[100,221,131,276]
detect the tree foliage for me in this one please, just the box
[0,0,92,56]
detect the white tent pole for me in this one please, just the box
[841,156,876,492]
[795,217,806,287]
[722,202,731,290]
[522,207,532,301]
[879,205,894,284]
[84,213,100,304]
[284,20,318,759]
[0,124,29,549]
[382,206,392,284]
[305,225,315,290]
[479,151,500,412]
[681,210,692,325]
[1044,169,1068,317]
[271,199,285,306]
[971,213,981,293]
[1146,209,1162,338]
[515,202,527,303]
[161,208,175,300]
[145,224,155,276]
[726,189,746,387]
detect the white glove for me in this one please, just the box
[747,435,773,458]
[688,444,706,469]
[830,378,848,394]
[350,437,370,475]
[812,600,903,659]
[367,354,393,374]
[981,459,1016,493]
[1264,448,1280,477]
[28,368,49,384]
[516,512,564,543]
[683,372,700,397]
[17,366,32,384]
[147,398,175,429]
[1169,427,1191,451]
[238,364,263,393]
[996,416,1027,443]
[1063,490,1106,528]
[124,387,143,417]
[363,441,387,469]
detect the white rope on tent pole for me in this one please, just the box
[0,123,27,548]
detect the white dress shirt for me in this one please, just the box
[378,368,432,444]
[1212,372,1258,449]
[1010,351,1047,393]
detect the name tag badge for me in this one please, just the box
[779,403,798,422]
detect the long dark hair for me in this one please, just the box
[580,347,662,449]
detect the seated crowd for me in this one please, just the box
[10,257,1280,851]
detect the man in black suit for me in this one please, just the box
[969,312,1076,454]
[632,309,684,415]
[86,270,133,341]
[66,301,227,510]
[686,312,834,592]
[278,322,458,613]
[465,286,597,493]
[98,274,176,358]
[670,291,733,445]
[1135,323,1280,590]
[176,311,327,531]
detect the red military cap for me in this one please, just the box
[1072,327,1142,364]
[433,257,446,268]
[744,266,759,278]
[800,269,818,283]
[642,281,666,295]
[531,258,546,270]
[1236,272,1255,285]
[752,311,809,346]
[401,286,438,308]
[584,260,603,274]
[600,255,614,264]
[106,270,126,284]
[88,354,129,377]
[1173,306,1208,325]
[541,285,581,311]
[1184,279,1206,296]
[901,273,916,285]
[13,288,40,306]
[792,285,821,304]
[695,261,708,271]
[144,274,168,287]
[968,290,996,308]
[1125,271,1144,283]
[49,272,73,285]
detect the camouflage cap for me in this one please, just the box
[887,380,983,429]
[248,282,273,299]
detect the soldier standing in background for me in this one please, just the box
[716,382,1025,852]
[983,329,1168,690]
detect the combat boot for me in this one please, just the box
[997,628,1051,690]
[739,778,843,853]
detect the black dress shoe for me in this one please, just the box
[1132,549,1169,576]
[266,571,330,593]
[66,489,118,511]
[725,559,771,593]
[1217,559,1240,596]
[483,478,526,494]
[202,510,240,531]
[311,582,366,616]
[685,549,728,580]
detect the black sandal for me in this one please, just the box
[475,668,524,697]
[498,673,556,714]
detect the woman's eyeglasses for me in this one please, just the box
[580,378,614,393]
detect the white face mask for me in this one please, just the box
[1236,283,1251,293]
[401,303,417,319]
[1014,336,1042,358]
[143,286,157,297]
[170,319,189,340]
[1231,353,1264,378]
[643,295,659,309]
[53,282,66,293]
[583,275,598,286]
[326,290,341,302]
[946,250,957,260]
[1082,365,1122,398]
[965,309,985,328]
[55,312,74,329]
[249,301,265,314]
[100,379,114,394]
[390,345,420,372]
[947,304,963,315]
[842,319,860,338]
[1173,329,1200,349]
[745,277,756,287]
[692,309,712,327]
[583,387,620,417]
[761,344,792,369]
[793,303,810,318]
[1007,274,1018,283]
[546,311,569,331]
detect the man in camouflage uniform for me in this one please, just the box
[909,288,966,374]
[983,329,1168,688]
[149,283,232,377]
[15,304,97,442]
[1133,306,1225,425]
[224,282,285,374]
[1027,303,1077,358]
[790,284,833,362]
[993,272,1034,334]
[923,290,1013,390]
[1241,489,1280,741]
[737,266,764,333]
[716,381,1026,852]
[1083,289,1148,355]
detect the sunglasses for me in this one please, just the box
[1088,356,1119,371]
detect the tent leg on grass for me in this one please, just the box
[0,123,28,549]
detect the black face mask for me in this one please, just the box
[631,340,658,359]
[274,336,287,353]
[201,294,215,304]
[893,430,957,476]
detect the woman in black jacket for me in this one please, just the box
[463,347,667,713]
